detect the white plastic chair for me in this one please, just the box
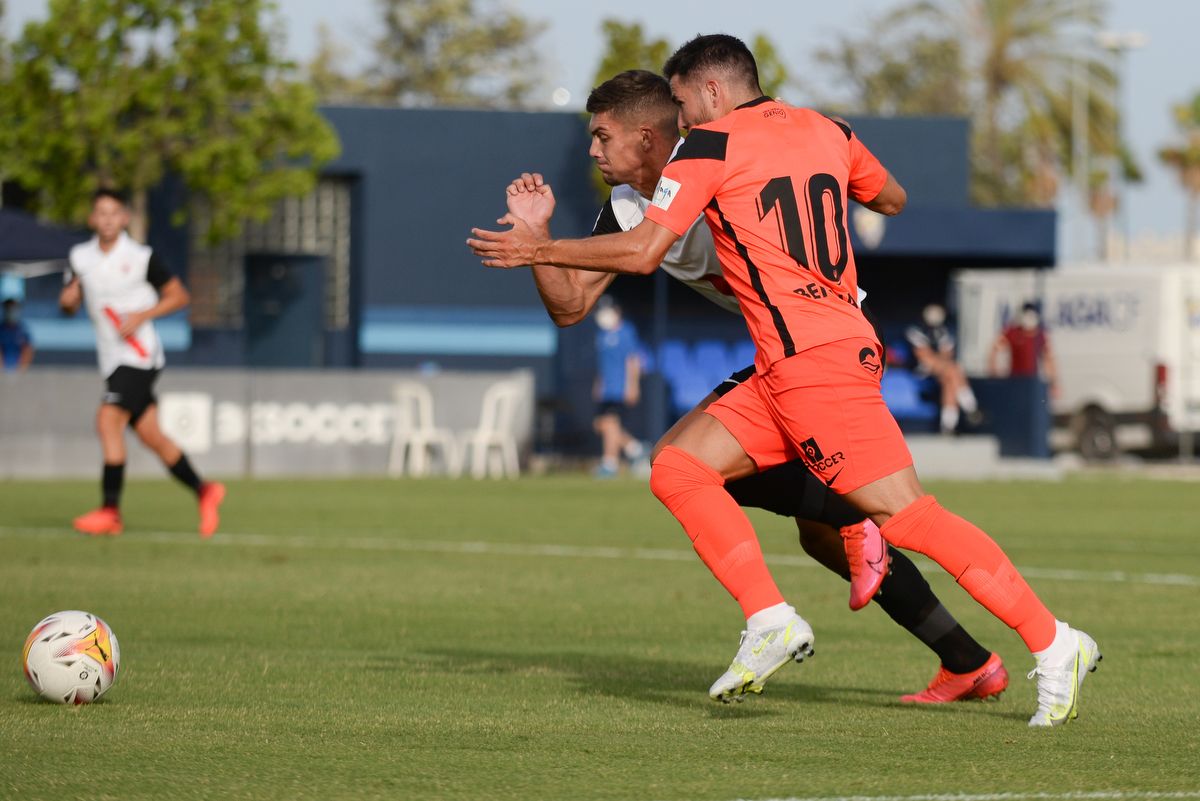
[459,380,522,479]
[388,381,460,477]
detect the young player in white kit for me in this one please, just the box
[60,189,225,537]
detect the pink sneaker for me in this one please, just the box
[901,653,1009,703]
[840,518,887,611]
[73,507,123,536]
[198,482,226,538]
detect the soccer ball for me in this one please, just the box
[21,610,121,704]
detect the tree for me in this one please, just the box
[814,0,1128,210]
[750,34,793,101]
[0,0,339,241]
[307,23,373,104]
[590,19,672,90]
[368,0,546,108]
[1159,91,1200,260]
[812,8,968,117]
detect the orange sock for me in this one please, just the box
[649,446,785,618]
[880,495,1056,652]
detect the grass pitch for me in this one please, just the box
[1,475,1199,801]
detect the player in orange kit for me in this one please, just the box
[468,36,1099,727]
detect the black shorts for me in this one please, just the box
[103,366,160,424]
[595,400,629,417]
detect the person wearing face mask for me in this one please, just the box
[905,303,981,434]
[1,298,35,372]
[592,296,645,477]
[988,301,1058,397]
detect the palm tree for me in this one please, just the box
[905,0,1120,208]
[1158,92,1200,260]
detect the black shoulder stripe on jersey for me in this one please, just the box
[671,129,728,163]
[736,96,773,110]
[591,198,623,236]
[708,198,795,358]
[146,251,173,290]
[825,115,853,141]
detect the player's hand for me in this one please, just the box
[59,282,81,315]
[117,311,147,338]
[467,214,544,269]
[506,173,555,230]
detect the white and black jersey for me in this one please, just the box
[592,185,741,315]
[67,232,171,377]
[905,323,955,356]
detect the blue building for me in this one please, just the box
[12,106,1055,449]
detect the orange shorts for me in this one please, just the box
[704,337,912,494]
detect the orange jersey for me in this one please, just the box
[645,98,888,369]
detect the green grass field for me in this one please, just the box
[1,475,1198,801]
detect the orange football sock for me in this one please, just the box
[649,446,786,618]
[880,495,1056,652]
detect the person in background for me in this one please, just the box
[60,188,225,537]
[593,296,644,477]
[905,303,981,434]
[0,298,35,372]
[989,301,1058,397]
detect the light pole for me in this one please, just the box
[1096,30,1148,262]
[1070,0,1089,263]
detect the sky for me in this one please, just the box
[4,0,1199,260]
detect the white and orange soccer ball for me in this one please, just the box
[21,610,121,704]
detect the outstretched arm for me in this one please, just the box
[506,173,617,327]
[468,216,678,276]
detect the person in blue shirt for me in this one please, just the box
[593,296,644,477]
[0,298,34,372]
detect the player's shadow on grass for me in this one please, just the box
[372,648,927,718]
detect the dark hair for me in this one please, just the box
[662,34,760,91]
[92,187,129,207]
[1021,301,1040,314]
[2,298,17,307]
[586,70,677,136]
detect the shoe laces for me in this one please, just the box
[842,525,866,576]
[1026,662,1068,711]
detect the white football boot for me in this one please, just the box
[709,613,815,703]
[1028,627,1102,727]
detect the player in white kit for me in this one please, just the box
[501,70,1009,703]
[60,189,225,538]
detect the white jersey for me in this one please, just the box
[593,184,741,315]
[68,232,169,377]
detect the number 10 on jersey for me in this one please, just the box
[756,173,849,283]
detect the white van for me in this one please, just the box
[953,264,1200,459]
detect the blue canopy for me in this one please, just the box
[0,209,89,274]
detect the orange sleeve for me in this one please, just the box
[644,129,727,236]
[847,134,888,203]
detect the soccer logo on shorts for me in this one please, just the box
[799,437,824,464]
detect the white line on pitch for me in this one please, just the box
[730,793,1200,801]
[1,526,1198,589]
[730,792,1200,801]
